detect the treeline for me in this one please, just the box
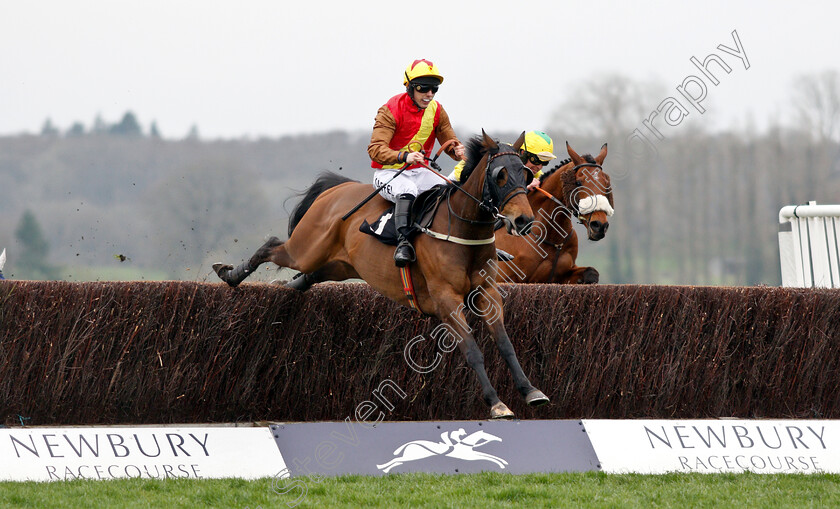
[39,111,166,139]
[0,128,375,281]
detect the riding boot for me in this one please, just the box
[393,193,416,267]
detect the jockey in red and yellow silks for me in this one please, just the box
[370,93,441,170]
[368,59,465,267]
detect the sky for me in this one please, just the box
[1,0,838,140]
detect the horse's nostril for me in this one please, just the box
[515,215,532,235]
[603,223,609,232]
[590,221,603,231]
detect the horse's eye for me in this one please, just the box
[575,180,583,187]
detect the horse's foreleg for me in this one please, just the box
[468,285,549,407]
[434,293,512,419]
[557,266,600,284]
[214,236,287,287]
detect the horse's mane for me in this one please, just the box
[456,136,488,184]
[457,135,513,185]
[539,153,596,181]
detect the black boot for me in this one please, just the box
[393,193,416,267]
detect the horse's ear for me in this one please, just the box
[481,129,499,151]
[513,131,526,150]
[595,142,608,165]
[566,141,584,165]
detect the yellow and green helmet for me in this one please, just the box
[522,130,556,162]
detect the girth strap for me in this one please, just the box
[399,264,420,311]
[419,227,496,245]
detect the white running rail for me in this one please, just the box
[778,201,840,288]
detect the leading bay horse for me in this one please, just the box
[213,131,549,419]
[494,142,613,284]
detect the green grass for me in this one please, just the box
[1,472,839,508]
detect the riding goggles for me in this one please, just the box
[413,84,439,94]
[522,152,550,167]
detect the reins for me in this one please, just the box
[344,140,529,247]
[420,149,523,215]
[423,148,530,245]
[532,161,604,223]
[524,160,606,256]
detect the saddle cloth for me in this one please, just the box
[359,185,447,246]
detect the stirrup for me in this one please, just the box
[394,239,416,267]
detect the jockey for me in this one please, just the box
[450,130,556,191]
[368,59,465,267]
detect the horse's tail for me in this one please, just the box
[288,172,358,237]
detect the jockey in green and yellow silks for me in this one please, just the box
[449,130,556,191]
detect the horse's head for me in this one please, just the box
[461,131,534,235]
[564,142,613,241]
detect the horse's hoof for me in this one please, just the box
[213,263,241,287]
[212,263,233,278]
[581,268,599,284]
[490,402,515,419]
[525,389,550,407]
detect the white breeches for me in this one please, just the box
[373,168,447,202]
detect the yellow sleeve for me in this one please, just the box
[452,160,466,182]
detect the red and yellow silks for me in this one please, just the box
[372,93,440,170]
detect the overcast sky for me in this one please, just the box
[1,0,837,140]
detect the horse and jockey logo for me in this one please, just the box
[376,428,508,473]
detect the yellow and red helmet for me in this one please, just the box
[403,59,444,86]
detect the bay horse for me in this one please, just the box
[494,142,612,284]
[213,131,549,419]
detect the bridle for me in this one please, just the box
[485,150,529,212]
[537,161,604,220]
[447,147,529,226]
[527,160,611,256]
[423,146,531,245]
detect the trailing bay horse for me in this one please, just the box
[213,131,549,419]
[494,142,613,284]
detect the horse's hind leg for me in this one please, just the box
[214,236,289,287]
[285,261,359,292]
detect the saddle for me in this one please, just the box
[359,185,447,246]
[359,186,515,262]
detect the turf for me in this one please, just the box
[1,472,839,508]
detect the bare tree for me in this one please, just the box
[792,70,840,142]
[550,73,664,139]
[144,160,271,275]
[549,74,666,283]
